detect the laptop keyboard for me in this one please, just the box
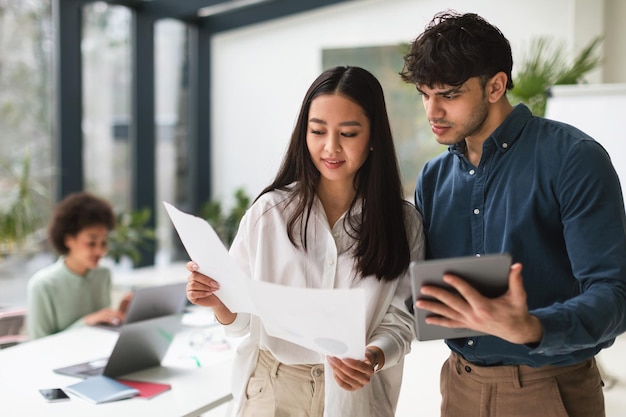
[80,367,104,377]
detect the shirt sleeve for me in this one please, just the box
[26,278,57,340]
[367,205,425,367]
[367,300,415,369]
[223,311,251,337]
[531,139,626,355]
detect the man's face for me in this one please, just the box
[416,77,490,146]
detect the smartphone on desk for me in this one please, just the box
[39,388,70,402]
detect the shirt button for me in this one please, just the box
[469,169,475,175]
[502,142,508,149]
[473,208,480,215]
[467,339,474,346]
[328,259,335,265]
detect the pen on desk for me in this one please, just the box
[191,355,202,367]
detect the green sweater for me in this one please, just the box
[26,257,112,339]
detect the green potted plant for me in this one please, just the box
[510,36,603,116]
[200,188,250,248]
[106,207,157,267]
[0,152,49,257]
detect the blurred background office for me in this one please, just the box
[1,0,625,322]
[1,1,625,416]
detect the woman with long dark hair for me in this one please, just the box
[187,66,424,416]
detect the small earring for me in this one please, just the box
[370,147,374,151]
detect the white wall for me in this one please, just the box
[209,0,609,206]
[604,0,626,82]
[545,83,626,198]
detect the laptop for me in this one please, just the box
[99,281,188,330]
[54,314,183,378]
[408,253,511,341]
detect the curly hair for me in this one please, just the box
[47,191,115,255]
[400,10,514,90]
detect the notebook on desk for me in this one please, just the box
[54,314,183,379]
[98,281,188,330]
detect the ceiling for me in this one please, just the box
[104,0,357,30]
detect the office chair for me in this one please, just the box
[0,307,28,348]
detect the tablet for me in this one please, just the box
[408,253,512,341]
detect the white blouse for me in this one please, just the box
[224,187,424,417]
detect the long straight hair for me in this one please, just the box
[258,66,411,281]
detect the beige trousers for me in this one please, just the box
[238,350,325,417]
[440,352,605,417]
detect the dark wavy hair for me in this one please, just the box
[258,66,411,282]
[400,10,514,90]
[48,191,115,255]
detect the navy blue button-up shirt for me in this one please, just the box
[415,104,626,367]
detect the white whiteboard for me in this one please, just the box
[545,84,626,197]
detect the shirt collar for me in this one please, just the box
[58,255,96,280]
[312,193,364,226]
[449,103,533,156]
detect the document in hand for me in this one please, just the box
[65,375,139,404]
[163,201,366,359]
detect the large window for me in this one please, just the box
[0,1,54,253]
[83,3,131,212]
[0,0,54,305]
[82,6,187,264]
[154,19,187,265]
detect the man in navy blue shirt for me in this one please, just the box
[400,10,626,417]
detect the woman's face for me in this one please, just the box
[306,93,371,190]
[64,224,109,275]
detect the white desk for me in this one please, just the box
[0,315,235,417]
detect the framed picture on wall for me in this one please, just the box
[323,44,446,198]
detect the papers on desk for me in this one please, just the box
[116,379,172,399]
[163,202,366,359]
[65,375,139,404]
[66,376,171,403]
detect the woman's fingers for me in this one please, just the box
[327,356,373,391]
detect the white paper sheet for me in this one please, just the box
[163,202,366,359]
[163,202,256,314]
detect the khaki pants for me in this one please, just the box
[238,350,325,417]
[441,352,605,417]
